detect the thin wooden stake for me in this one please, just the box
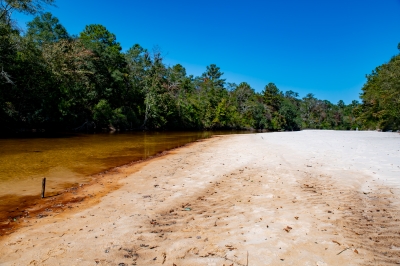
[41,177,46,198]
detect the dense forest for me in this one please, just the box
[0,1,399,134]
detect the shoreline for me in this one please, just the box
[1,131,400,265]
[0,137,215,236]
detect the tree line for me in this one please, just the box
[0,1,398,134]
[359,44,400,131]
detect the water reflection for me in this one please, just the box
[0,131,244,199]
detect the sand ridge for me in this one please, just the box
[1,131,400,265]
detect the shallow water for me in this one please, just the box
[0,131,243,209]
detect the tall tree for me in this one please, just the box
[1,0,54,25]
[41,38,96,128]
[79,24,128,128]
[360,52,400,130]
[196,64,228,128]
[201,64,225,89]
[26,12,69,45]
[230,82,254,114]
[140,49,175,129]
[263,83,283,111]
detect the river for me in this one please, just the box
[0,131,246,220]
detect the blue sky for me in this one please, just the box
[14,0,400,104]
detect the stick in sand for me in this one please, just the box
[337,247,350,255]
[41,177,46,198]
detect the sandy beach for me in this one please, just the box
[1,130,400,265]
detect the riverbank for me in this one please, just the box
[0,131,238,225]
[1,131,400,265]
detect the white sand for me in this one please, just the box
[267,130,400,185]
[1,130,399,265]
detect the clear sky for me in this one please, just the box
[14,0,400,104]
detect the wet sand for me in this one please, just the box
[1,131,400,265]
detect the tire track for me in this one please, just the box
[299,172,400,265]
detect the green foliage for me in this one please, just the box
[41,38,96,125]
[360,53,400,130]
[26,12,69,45]
[93,99,127,127]
[201,64,225,89]
[299,94,360,130]
[278,98,301,131]
[263,83,283,111]
[1,0,54,24]
[249,99,269,129]
[0,21,58,130]
[1,2,388,133]
[212,98,241,128]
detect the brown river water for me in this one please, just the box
[0,131,245,221]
